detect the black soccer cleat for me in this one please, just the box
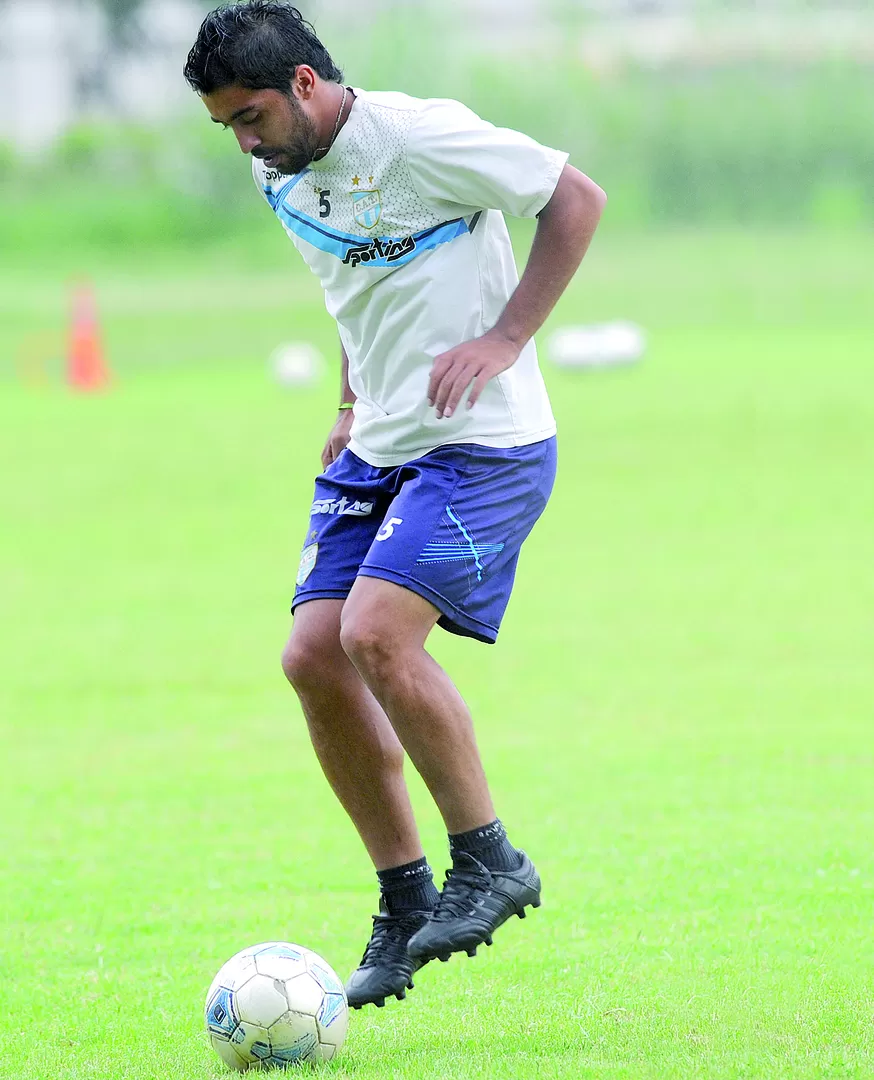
[406,850,541,962]
[344,899,433,1009]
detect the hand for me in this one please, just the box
[321,408,354,469]
[428,330,521,419]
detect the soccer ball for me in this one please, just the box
[269,343,324,387]
[205,942,349,1070]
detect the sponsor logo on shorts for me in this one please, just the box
[296,542,318,586]
[310,497,374,517]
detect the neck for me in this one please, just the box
[313,83,353,159]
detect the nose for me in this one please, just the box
[236,130,260,155]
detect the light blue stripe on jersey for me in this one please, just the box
[262,169,310,210]
[401,218,471,266]
[265,191,472,268]
[275,204,366,250]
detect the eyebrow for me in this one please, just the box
[211,106,258,125]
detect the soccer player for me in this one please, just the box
[185,1,606,1010]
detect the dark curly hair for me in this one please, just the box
[183,1,343,95]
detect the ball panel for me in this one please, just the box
[210,1033,247,1072]
[205,984,239,1039]
[268,1010,318,1043]
[307,956,345,996]
[233,973,289,1028]
[206,952,257,1000]
[229,1019,271,1063]
[283,971,324,1016]
[266,1012,320,1065]
[251,942,306,960]
[317,992,349,1046]
[270,1037,319,1066]
[254,952,308,982]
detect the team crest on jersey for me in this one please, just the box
[352,189,382,230]
[297,542,318,586]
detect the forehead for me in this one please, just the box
[202,85,284,123]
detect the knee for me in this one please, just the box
[281,631,337,692]
[339,614,398,683]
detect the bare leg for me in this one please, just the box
[281,599,424,871]
[339,578,496,835]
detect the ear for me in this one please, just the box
[292,64,317,101]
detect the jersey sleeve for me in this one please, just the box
[406,98,569,219]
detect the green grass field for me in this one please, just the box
[1,230,872,1079]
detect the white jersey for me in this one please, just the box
[252,88,568,468]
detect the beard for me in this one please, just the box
[253,97,321,176]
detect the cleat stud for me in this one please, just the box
[438,953,451,963]
[466,947,477,958]
[532,899,542,909]
[485,936,493,946]
[375,999,385,1008]
[352,1004,362,1011]
[407,981,414,990]
[395,990,406,1000]
[517,908,526,919]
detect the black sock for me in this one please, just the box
[449,819,522,872]
[377,857,440,915]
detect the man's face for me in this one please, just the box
[203,84,320,176]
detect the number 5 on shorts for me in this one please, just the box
[376,517,403,542]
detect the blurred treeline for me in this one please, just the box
[1,11,871,255]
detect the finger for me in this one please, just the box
[465,369,492,411]
[431,365,457,416]
[433,363,466,417]
[428,352,454,406]
[439,366,477,418]
[441,370,477,418]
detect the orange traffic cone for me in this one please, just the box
[67,281,110,391]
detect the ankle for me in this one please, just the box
[377,857,440,914]
[448,819,522,873]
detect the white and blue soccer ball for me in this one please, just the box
[205,942,349,1070]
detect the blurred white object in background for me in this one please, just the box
[547,322,646,368]
[270,343,324,386]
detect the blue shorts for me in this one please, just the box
[292,438,557,644]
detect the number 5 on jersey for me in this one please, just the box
[376,517,403,542]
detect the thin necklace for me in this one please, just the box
[315,85,348,156]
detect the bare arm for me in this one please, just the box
[493,165,606,351]
[428,164,607,418]
[321,342,357,469]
